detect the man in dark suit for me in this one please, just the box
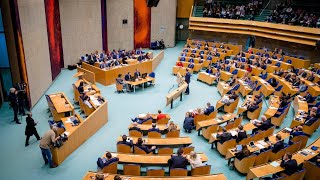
[134,69,141,77]
[25,112,41,146]
[252,115,272,134]
[307,74,315,82]
[183,112,194,133]
[124,72,132,81]
[288,126,306,145]
[117,134,133,147]
[304,92,313,103]
[204,102,214,115]
[97,152,119,169]
[135,138,156,154]
[148,123,160,133]
[304,113,318,126]
[168,148,188,169]
[9,88,21,124]
[185,69,191,95]
[215,127,233,147]
[236,125,247,143]
[271,134,284,153]
[247,101,259,112]
[280,153,298,176]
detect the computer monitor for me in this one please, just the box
[130,76,136,82]
[142,73,147,79]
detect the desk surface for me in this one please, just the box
[83,172,228,180]
[263,96,280,118]
[247,137,320,179]
[127,77,155,86]
[196,113,237,131]
[128,124,180,132]
[49,92,74,113]
[117,137,192,146]
[103,152,208,165]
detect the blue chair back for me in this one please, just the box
[275,85,283,91]
[255,85,262,91]
[207,56,212,60]
[149,72,155,78]
[232,69,238,75]
[279,57,284,61]
[225,66,230,72]
[275,62,281,67]
[286,59,292,64]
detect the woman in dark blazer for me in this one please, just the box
[235,145,251,161]
[25,112,41,146]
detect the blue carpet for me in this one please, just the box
[0,41,318,180]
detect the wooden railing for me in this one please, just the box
[189,17,320,46]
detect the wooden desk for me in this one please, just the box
[197,72,217,85]
[52,100,108,165]
[217,81,231,96]
[125,59,138,65]
[127,77,155,93]
[247,137,320,180]
[166,82,188,108]
[293,96,308,114]
[76,67,96,84]
[73,79,100,102]
[102,152,208,165]
[225,128,291,159]
[117,137,192,147]
[237,95,254,114]
[238,80,253,97]
[220,70,233,81]
[209,123,257,144]
[251,76,275,97]
[83,172,228,180]
[128,124,180,134]
[196,113,237,132]
[268,74,299,95]
[49,92,74,114]
[263,96,280,119]
[300,78,320,97]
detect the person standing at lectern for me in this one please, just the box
[185,69,191,95]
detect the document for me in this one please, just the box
[270,161,280,167]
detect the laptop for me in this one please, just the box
[264,137,270,142]
[249,141,255,148]
[236,145,242,151]
[141,73,147,79]
[130,76,136,82]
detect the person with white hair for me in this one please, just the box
[8,88,21,124]
[252,115,273,134]
[39,126,60,168]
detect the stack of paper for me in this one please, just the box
[256,144,265,149]
[270,161,280,167]
[258,140,268,146]
[230,130,237,136]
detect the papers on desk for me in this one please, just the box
[216,119,222,123]
[65,118,72,124]
[269,106,278,110]
[212,133,217,139]
[138,114,146,118]
[230,130,237,136]
[256,144,265,149]
[270,161,280,167]
[64,132,70,136]
[91,99,101,107]
[284,127,292,132]
[258,140,268,146]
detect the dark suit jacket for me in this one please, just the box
[124,74,131,81]
[235,151,251,161]
[280,159,298,176]
[272,140,284,153]
[248,104,259,112]
[134,71,141,77]
[307,76,315,82]
[135,144,153,154]
[259,119,272,131]
[117,140,133,147]
[217,132,233,144]
[183,117,194,130]
[304,116,317,126]
[78,86,84,94]
[25,117,37,136]
[168,155,188,169]
[148,127,160,133]
[185,72,191,83]
[129,127,141,132]
[304,94,313,103]
[236,131,247,143]
[204,106,214,115]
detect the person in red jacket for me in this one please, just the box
[176,61,183,67]
[157,110,166,121]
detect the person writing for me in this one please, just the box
[39,127,60,168]
[135,138,156,154]
[187,151,203,168]
[25,112,41,146]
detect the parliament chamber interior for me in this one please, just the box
[0,0,320,180]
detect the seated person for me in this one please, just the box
[148,123,160,133]
[131,113,153,124]
[279,153,298,177]
[304,92,313,103]
[206,67,213,74]
[307,73,315,82]
[117,134,133,147]
[292,79,301,88]
[235,125,247,143]
[309,155,320,167]
[78,81,85,94]
[247,101,259,113]
[289,126,306,145]
[215,127,233,147]
[134,69,141,77]
[167,121,178,132]
[97,151,119,169]
[298,81,307,92]
[269,78,278,87]
[83,94,93,108]
[304,113,318,126]
[228,77,237,87]
[203,102,214,115]
[135,138,156,154]
[252,115,272,133]
[156,110,166,121]
[188,62,194,69]
[176,61,183,67]
[129,122,142,133]
[116,74,129,92]
[221,91,238,106]
[188,58,194,63]
[97,96,105,104]
[99,60,108,69]
[183,112,194,133]
[137,54,144,62]
[187,151,203,168]
[279,98,288,108]
[145,52,151,59]
[271,134,285,153]
[124,72,132,81]
[235,145,251,161]
[168,148,188,169]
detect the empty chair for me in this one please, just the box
[290,135,308,150]
[202,124,219,140]
[148,131,161,138]
[157,118,169,124]
[208,110,218,119]
[254,149,271,166]
[181,146,195,154]
[129,130,143,137]
[101,161,118,174]
[271,105,288,127]
[123,164,140,176]
[117,144,131,153]
[194,114,206,125]
[302,119,320,136]
[263,126,275,137]
[285,141,301,154]
[217,139,236,156]
[247,106,262,120]
[284,168,306,180]
[146,168,165,176]
[166,130,180,138]
[252,131,265,141]
[274,85,283,96]
[191,165,211,176]
[253,85,262,96]
[170,168,188,176]
[158,147,173,155]
[234,154,257,174]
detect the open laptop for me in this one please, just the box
[141,73,147,79]
[130,76,136,82]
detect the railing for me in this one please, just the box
[259,0,272,16]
